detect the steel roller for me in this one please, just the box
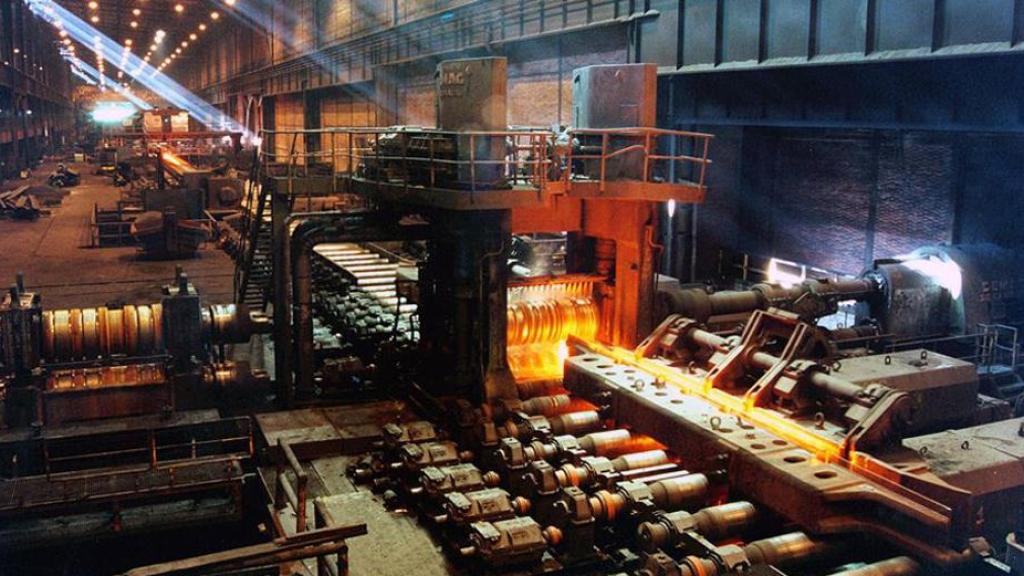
[507,296,599,346]
[42,304,164,363]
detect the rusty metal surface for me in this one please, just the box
[0,410,251,477]
[256,409,345,449]
[256,403,411,462]
[562,351,973,567]
[0,410,252,551]
[572,64,657,130]
[0,457,247,513]
[319,491,456,576]
[124,523,368,576]
[0,492,242,552]
[43,362,172,425]
[0,409,222,444]
[253,401,454,575]
[904,418,1024,548]
[831,350,979,434]
[343,179,554,211]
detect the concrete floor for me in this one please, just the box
[0,161,235,309]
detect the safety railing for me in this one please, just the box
[977,323,1020,371]
[568,126,713,191]
[256,125,713,202]
[273,438,309,534]
[258,127,552,197]
[343,127,554,191]
[44,416,253,477]
[0,417,253,514]
[91,202,138,247]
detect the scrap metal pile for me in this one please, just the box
[0,184,69,219]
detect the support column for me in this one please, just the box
[420,211,515,403]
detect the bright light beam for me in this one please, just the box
[24,0,247,135]
[92,101,138,124]
[73,59,153,110]
[70,66,97,85]
[225,0,387,116]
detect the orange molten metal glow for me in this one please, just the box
[591,342,843,461]
[507,297,598,346]
[507,343,567,382]
[506,295,599,383]
[564,396,599,413]
[158,147,195,174]
[608,434,666,457]
[583,342,957,537]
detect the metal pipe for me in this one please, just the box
[284,213,429,403]
[641,531,827,576]
[828,557,919,576]
[637,501,758,552]
[291,219,363,401]
[590,473,710,523]
[277,211,351,404]
[554,449,669,488]
[684,324,877,405]
[659,278,877,323]
[743,531,825,567]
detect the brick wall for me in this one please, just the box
[387,30,629,128]
[767,133,877,273]
[697,128,1016,277]
[695,129,949,275]
[874,133,956,259]
[957,135,1024,248]
[692,126,744,279]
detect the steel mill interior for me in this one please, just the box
[3,1,1024,575]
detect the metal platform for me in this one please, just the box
[0,410,252,551]
[257,126,712,211]
[253,401,458,576]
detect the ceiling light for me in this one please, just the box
[132,8,141,16]
[90,15,99,23]
[88,1,98,9]
[125,39,133,46]
[59,30,68,37]
[175,4,184,13]
[150,44,157,51]
[210,11,220,20]
[225,0,236,5]
[130,21,138,28]
[189,33,197,40]
[155,29,166,38]
[181,41,188,47]
[198,23,207,31]
[175,48,181,54]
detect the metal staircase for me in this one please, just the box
[234,158,274,310]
